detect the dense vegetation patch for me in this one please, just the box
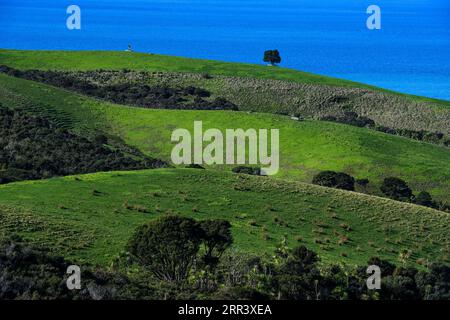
[321,112,449,148]
[128,215,232,284]
[312,171,448,212]
[379,177,449,212]
[0,236,156,300]
[1,218,449,300]
[0,107,166,184]
[231,166,262,176]
[0,66,238,111]
[312,171,355,191]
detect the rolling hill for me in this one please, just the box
[0,50,448,270]
[0,73,449,200]
[0,168,448,267]
[1,50,449,136]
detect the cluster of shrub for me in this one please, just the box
[1,215,448,300]
[0,65,238,111]
[379,177,449,211]
[232,166,262,176]
[312,171,449,212]
[230,168,448,212]
[321,112,449,147]
[0,107,166,184]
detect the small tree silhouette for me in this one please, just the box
[263,49,281,65]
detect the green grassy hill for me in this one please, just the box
[1,50,449,136]
[0,50,448,270]
[0,168,448,267]
[1,73,449,200]
[0,49,446,104]
[0,49,388,87]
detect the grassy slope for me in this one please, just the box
[0,169,448,267]
[1,73,449,200]
[1,49,449,109]
[0,50,448,269]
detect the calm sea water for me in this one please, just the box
[0,0,449,100]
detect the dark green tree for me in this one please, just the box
[380,177,413,201]
[415,191,434,207]
[199,220,233,268]
[415,264,450,300]
[127,215,204,284]
[263,50,281,65]
[312,171,355,191]
[274,246,323,300]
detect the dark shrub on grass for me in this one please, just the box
[423,132,444,144]
[380,177,413,202]
[356,178,369,187]
[414,191,434,208]
[312,171,355,191]
[127,215,203,284]
[232,166,261,176]
[341,112,375,128]
[186,164,205,169]
[321,112,375,128]
[199,220,233,268]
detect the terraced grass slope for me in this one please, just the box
[0,49,446,104]
[1,50,449,136]
[1,73,449,201]
[0,169,448,268]
[0,50,386,87]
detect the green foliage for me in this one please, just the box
[415,191,434,207]
[127,215,203,284]
[321,112,375,128]
[273,246,322,300]
[0,236,156,300]
[356,178,369,186]
[199,219,233,268]
[0,50,448,279]
[323,112,449,147]
[232,166,261,176]
[127,215,233,284]
[380,177,413,202]
[312,171,355,191]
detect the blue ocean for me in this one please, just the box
[0,0,449,100]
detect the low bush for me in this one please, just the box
[231,166,261,176]
[312,171,355,191]
[380,177,413,202]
